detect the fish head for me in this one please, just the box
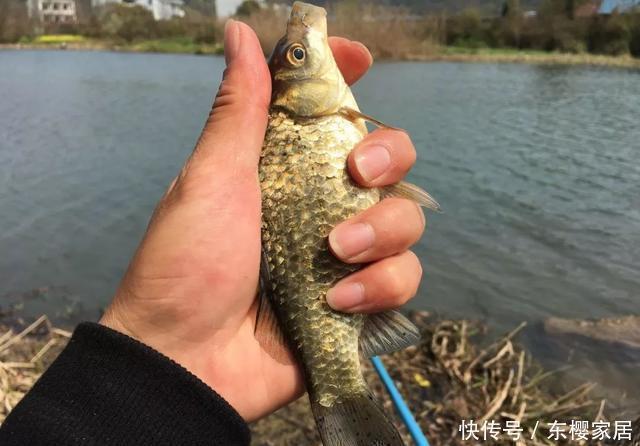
[269,2,353,117]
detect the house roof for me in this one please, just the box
[598,0,640,13]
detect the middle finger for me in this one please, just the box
[329,197,425,264]
[347,128,417,187]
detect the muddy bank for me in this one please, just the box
[252,313,639,445]
[545,316,640,350]
[0,312,636,444]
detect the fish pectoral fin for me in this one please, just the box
[338,108,441,212]
[310,391,405,446]
[359,310,421,357]
[338,108,440,211]
[254,246,293,365]
[381,181,441,211]
[338,106,401,131]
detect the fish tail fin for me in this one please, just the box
[310,391,405,446]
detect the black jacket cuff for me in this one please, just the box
[0,322,250,445]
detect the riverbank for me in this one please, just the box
[0,315,69,424]
[418,47,640,69]
[2,39,640,69]
[0,37,223,56]
[252,313,628,446]
[2,311,634,445]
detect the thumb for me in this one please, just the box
[190,20,271,177]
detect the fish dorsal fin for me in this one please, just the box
[254,246,294,364]
[381,181,441,211]
[359,310,421,357]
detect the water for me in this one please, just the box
[0,51,638,409]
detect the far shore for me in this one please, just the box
[2,40,640,69]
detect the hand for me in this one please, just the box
[99,20,425,422]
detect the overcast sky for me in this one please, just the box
[217,0,245,17]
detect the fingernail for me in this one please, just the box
[224,19,240,65]
[326,282,365,310]
[354,144,391,182]
[329,222,375,260]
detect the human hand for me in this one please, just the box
[99,20,425,422]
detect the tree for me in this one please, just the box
[502,0,521,18]
[235,0,261,17]
[630,13,640,57]
[565,0,575,19]
[100,4,156,42]
[0,0,31,43]
[183,0,217,18]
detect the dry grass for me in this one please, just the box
[237,4,440,60]
[251,312,639,446]
[0,315,69,424]
[235,5,640,69]
[0,313,637,445]
[419,50,640,68]
[327,4,439,60]
[237,7,290,58]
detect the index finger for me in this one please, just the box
[329,37,373,86]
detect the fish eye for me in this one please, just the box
[293,47,305,61]
[286,44,306,66]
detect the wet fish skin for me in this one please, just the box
[258,2,429,445]
[261,110,378,407]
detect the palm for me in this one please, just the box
[111,166,297,420]
[155,173,302,421]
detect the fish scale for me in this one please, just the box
[260,110,378,407]
[257,3,436,444]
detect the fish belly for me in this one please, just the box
[260,111,379,406]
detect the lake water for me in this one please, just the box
[0,51,638,411]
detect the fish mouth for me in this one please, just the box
[287,1,327,38]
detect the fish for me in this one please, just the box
[258,2,439,445]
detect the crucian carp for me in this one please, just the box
[257,2,439,445]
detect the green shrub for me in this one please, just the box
[445,9,486,46]
[192,21,219,44]
[235,0,261,17]
[156,18,190,38]
[587,14,630,55]
[629,13,640,57]
[100,4,156,42]
[0,0,31,43]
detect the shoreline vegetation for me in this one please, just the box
[1,311,637,445]
[3,38,640,69]
[3,0,640,70]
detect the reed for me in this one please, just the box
[236,4,441,60]
[0,313,637,444]
[251,312,638,446]
[0,315,69,424]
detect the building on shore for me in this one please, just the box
[28,0,78,23]
[91,0,185,20]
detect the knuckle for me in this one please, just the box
[414,203,426,234]
[384,199,425,243]
[395,131,416,166]
[382,265,407,303]
[408,251,423,289]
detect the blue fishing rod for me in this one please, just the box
[371,356,430,446]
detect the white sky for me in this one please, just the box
[217,0,245,17]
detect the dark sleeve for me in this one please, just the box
[0,323,251,446]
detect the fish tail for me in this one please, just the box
[311,391,405,446]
